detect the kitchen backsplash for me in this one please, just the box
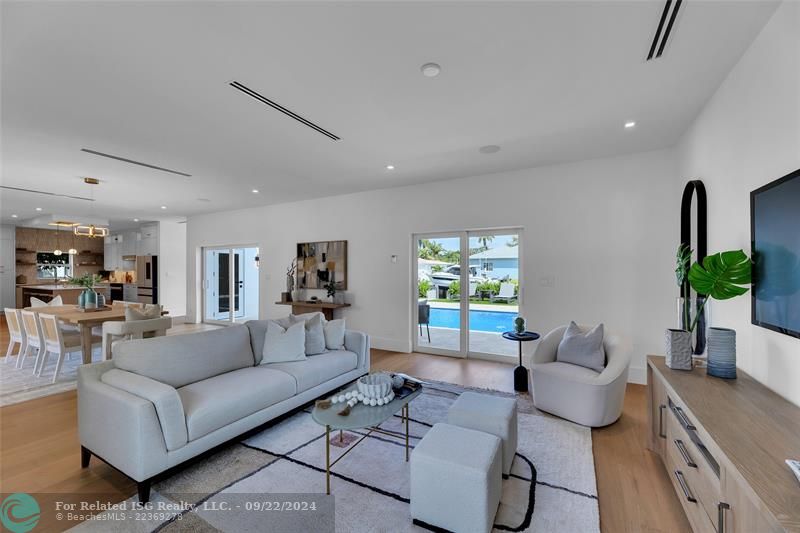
[109,271,137,283]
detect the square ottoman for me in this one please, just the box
[447,391,518,476]
[410,422,502,533]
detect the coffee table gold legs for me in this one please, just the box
[325,425,331,495]
[405,404,410,462]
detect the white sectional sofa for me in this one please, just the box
[77,320,369,502]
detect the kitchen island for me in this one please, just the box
[18,284,110,308]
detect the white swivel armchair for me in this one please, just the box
[531,325,631,427]
[102,317,172,360]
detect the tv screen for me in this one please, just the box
[751,168,800,338]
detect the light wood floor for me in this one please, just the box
[0,318,689,532]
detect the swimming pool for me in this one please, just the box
[428,307,516,333]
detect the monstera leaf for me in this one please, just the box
[688,249,752,300]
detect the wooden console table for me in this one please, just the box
[274,301,350,321]
[647,355,800,532]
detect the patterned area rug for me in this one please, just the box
[72,383,599,532]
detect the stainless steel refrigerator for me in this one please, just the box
[136,256,158,305]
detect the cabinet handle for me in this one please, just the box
[718,502,730,532]
[674,439,697,468]
[674,470,696,503]
[659,404,666,438]
[673,405,697,430]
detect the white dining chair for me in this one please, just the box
[4,308,27,367]
[111,300,145,309]
[37,313,100,383]
[19,310,44,373]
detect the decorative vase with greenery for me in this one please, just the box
[324,280,337,303]
[514,316,526,334]
[687,249,751,378]
[68,273,103,309]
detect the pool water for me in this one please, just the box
[428,307,515,333]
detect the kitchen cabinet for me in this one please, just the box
[120,231,137,257]
[104,236,121,270]
[137,224,158,256]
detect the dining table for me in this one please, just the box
[22,305,166,364]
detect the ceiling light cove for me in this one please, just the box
[420,63,441,77]
[479,145,501,154]
[624,121,636,129]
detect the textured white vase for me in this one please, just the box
[665,329,693,370]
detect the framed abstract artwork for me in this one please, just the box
[297,240,348,290]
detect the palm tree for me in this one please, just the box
[507,235,519,247]
[477,236,494,251]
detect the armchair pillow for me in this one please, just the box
[262,321,307,364]
[556,321,605,373]
[291,313,326,355]
[323,318,346,351]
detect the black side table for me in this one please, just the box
[502,331,541,392]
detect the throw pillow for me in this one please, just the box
[261,321,307,364]
[291,313,326,355]
[125,305,161,321]
[556,321,606,373]
[290,312,327,323]
[323,318,346,351]
[30,295,63,307]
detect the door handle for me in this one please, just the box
[718,502,730,532]
[659,404,666,438]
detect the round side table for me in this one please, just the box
[502,331,540,392]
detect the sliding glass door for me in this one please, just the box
[413,230,521,359]
[203,246,260,325]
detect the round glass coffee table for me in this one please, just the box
[311,383,423,494]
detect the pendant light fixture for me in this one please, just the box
[68,224,78,255]
[53,224,62,256]
[73,178,109,238]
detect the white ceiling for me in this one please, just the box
[0,0,779,227]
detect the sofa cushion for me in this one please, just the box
[267,350,358,393]
[178,367,297,441]
[113,325,255,388]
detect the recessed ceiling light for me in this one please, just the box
[625,121,636,128]
[479,145,501,154]
[11,214,18,218]
[160,205,167,210]
[133,218,139,222]
[35,207,42,211]
[252,189,259,194]
[386,165,395,170]
[420,62,441,77]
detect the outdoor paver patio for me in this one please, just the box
[416,327,520,357]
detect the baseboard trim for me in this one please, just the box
[628,365,646,385]
[371,336,411,353]
[169,315,187,325]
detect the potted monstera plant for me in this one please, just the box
[667,248,751,376]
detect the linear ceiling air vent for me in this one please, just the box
[229,81,341,141]
[647,0,682,61]
[0,185,94,202]
[80,149,192,177]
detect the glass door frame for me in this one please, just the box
[411,228,523,360]
[201,244,259,326]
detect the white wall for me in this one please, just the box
[188,148,679,383]
[158,221,187,320]
[676,1,800,405]
[0,224,16,310]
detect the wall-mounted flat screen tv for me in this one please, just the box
[751,168,800,339]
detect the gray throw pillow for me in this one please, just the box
[556,322,606,373]
[291,313,326,355]
[323,318,346,351]
[261,321,306,364]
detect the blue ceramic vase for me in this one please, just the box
[706,327,736,379]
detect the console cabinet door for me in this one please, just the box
[721,472,781,533]
[647,365,668,458]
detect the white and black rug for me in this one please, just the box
[72,383,599,532]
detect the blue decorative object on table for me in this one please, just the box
[707,327,736,379]
[502,331,540,392]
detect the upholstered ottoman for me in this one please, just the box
[447,391,518,476]
[410,423,502,533]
